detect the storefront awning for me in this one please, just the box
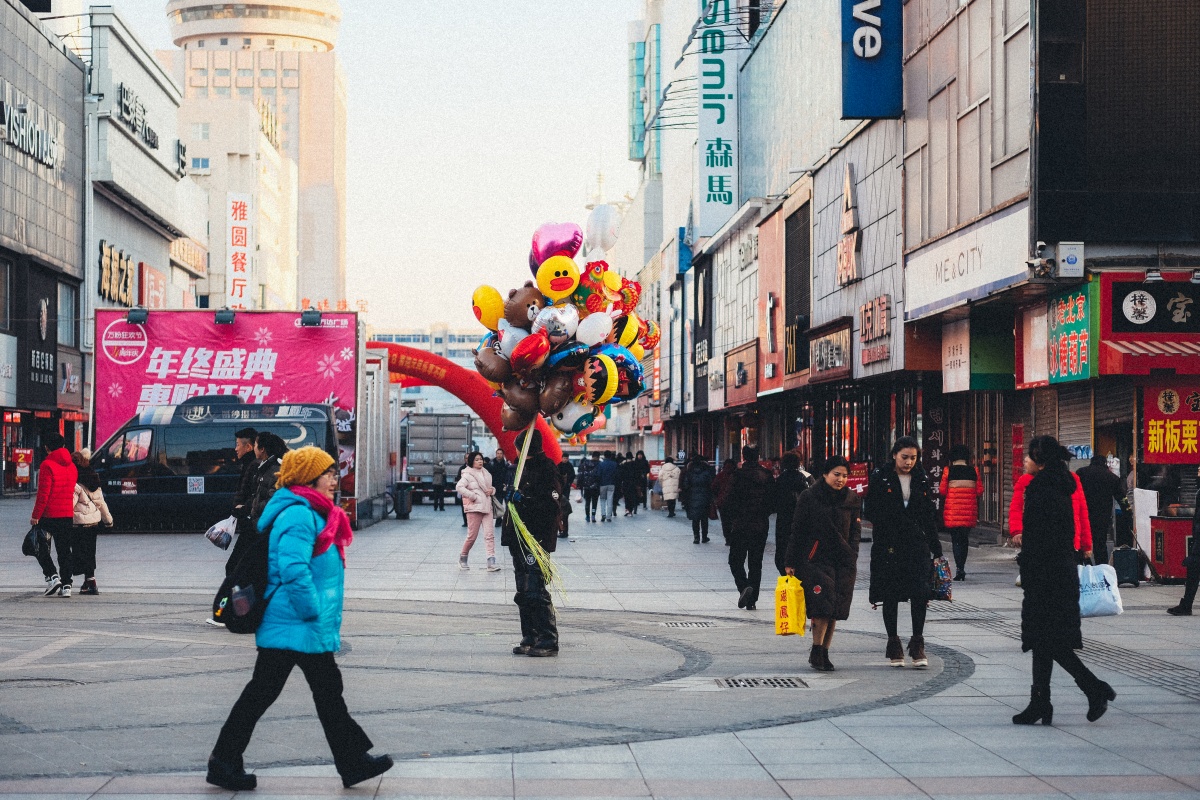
[1101,340,1200,375]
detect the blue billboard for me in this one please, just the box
[841,0,903,119]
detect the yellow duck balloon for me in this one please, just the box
[535,255,581,305]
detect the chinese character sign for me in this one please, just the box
[1047,283,1095,384]
[93,310,357,445]
[696,1,738,237]
[226,193,253,310]
[1143,385,1200,465]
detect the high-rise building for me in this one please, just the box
[159,0,347,308]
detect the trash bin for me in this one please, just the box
[394,481,414,520]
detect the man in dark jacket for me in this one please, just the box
[209,428,259,625]
[578,452,600,522]
[774,452,814,576]
[488,450,513,497]
[501,429,563,656]
[596,451,619,522]
[30,433,78,597]
[1168,463,1200,616]
[1076,454,1127,568]
[722,446,777,610]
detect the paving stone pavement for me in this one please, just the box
[0,496,1198,798]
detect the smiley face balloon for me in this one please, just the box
[535,255,580,304]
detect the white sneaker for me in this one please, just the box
[1015,576,1022,588]
[43,575,61,597]
[59,585,71,598]
[459,556,470,571]
[204,618,225,627]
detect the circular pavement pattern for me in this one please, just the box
[0,595,972,778]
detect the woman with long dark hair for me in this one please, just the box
[864,436,941,668]
[1011,435,1116,725]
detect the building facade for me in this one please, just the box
[160,0,348,308]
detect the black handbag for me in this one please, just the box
[21,526,49,558]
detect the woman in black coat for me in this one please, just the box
[864,436,941,669]
[681,454,715,543]
[1012,435,1116,725]
[620,452,642,516]
[785,455,861,672]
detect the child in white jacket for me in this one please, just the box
[72,450,113,595]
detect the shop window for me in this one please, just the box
[0,260,10,331]
[58,283,77,348]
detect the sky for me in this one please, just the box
[96,0,644,331]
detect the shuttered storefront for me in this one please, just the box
[1094,380,1134,427]
[1033,388,1058,437]
[1057,382,1094,463]
[1003,391,1033,532]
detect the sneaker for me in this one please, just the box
[1167,605,1193,616]
[79,579,99,596]
[908,635,928,668]
[526,646,559,657]
[204,618,226,627]
[458,555,470,571]
[59,585,71,598]
[486,557,501,572]
[886,635,904,667]
[1015,576,1022,588]
[512,643,532,655]
[43,575,61,597]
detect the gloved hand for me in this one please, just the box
[509,490,524,505]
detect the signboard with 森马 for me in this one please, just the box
[695,1,739,237]
[842,0,902,119]
[1143,385,1200,464]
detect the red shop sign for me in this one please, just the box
[1143,385,1200,464]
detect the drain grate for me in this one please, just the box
[717,677,809,689]
[661,621,715,628]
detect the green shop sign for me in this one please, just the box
[1048,280,1098,383]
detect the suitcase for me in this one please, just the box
[1112,546,1140,588]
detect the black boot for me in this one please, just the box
[1012,686,1053,725]
[1082,678,1117,722]
[808,644,823,670]
[206,754,257,791]
[340,753,394,788]
[820,647,835,672]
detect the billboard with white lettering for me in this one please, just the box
[841,0,902,119]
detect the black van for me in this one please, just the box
[93,397,338,531]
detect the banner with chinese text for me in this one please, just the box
[94,310,358,446]
[1143,385,1200,464]
[695,1,738,237]
[226,193,252,309]
[1048,281,1097,384]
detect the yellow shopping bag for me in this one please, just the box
[774,575,805,636]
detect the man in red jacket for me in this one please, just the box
[31,433,79,597]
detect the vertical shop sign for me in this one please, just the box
[941,319,970,393]
[226,193,252,310]
[841,0,902,118]
[696,1,738,237]
[1047,284,1095,383]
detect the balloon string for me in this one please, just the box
[506,421,564,600]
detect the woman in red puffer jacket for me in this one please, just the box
[939,445,983,581]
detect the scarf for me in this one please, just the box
[290,486,354,564]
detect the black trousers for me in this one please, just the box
[691,516,709,541]
[583,489,599,519]
[72,525,99,579]
[41,518,73,585]
[666,498,677,516]
[1031,646,1100,693]
[728,521,769,603]
[212,648,373,771]
[949,527,971,574]
[509,545,558,649]
[433,484,445,510]
[883,600,927,638]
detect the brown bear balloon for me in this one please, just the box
[473,337,512,383]
[499,376,540,416]
[538,371,575,416]
[503,281,547,330]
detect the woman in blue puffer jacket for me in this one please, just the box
[206,447,393,792]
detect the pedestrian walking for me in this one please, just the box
[502,429,562,657]
[658,456,681,517]
[712,458,737,544]
[556,458,575,538]
[613,453,626,513]
[431,460,447,511]
[578,452,601,522]
[71,450,112,595]
[1168,463,1200,615]
[596,451,619,522]
[31,433,79,598]
[864,436,941,668]
[205,446,393,791]
[1077,454,1126,569]
[939,444,983,581]
[774,452,814,576]
[457,454,471,527]
[456,452,499,571]
[1011,436,1116,725]
[620,451,642,516]
[634,451,652,511]
[722,446,777,610]
[249,432,288,526]
[488,449,513,498]
[785,456,861,671]
[681,453,715,543]
[210,428,260,626]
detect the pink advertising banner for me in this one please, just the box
[94,310,358,445]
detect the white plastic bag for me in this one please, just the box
[1078,563,1123,618]
[205,516,237,550]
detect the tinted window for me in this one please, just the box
[164,422,326,475]
[105,428,152,465]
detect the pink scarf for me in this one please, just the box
[290,486,354,564]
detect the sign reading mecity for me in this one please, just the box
[1143,386,1200,465]
[94,310,357,444]
[841,0,902,119]
[696,0,739,237]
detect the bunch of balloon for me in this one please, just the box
[470,205,659,446]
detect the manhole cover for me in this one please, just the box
[662,621,715,628]
[717,677,809,689]
[0,678,83,689]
